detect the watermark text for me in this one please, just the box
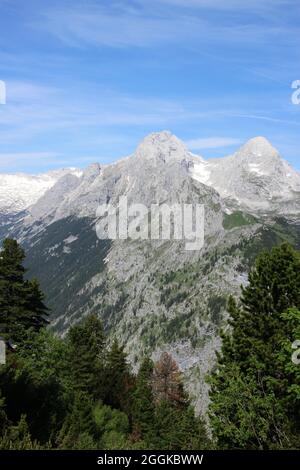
[0,80,6,105]
[96,197,205,251]
[291,80,300,105]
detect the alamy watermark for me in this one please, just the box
[0,339,5,365]
[291,80,300,105]
[95,196,205,251]
[0,80,6,105]
[292,339,300,365]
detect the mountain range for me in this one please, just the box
[1,130,300,413]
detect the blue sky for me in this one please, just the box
[0,0,300,173]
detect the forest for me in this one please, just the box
[0,238,299,450]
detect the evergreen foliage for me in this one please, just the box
[1,238,299,450]
[67,314,105,398]
[132,357,155,441]
[209,243,300,449]
[104,338,132,411]
[0,238,48,342]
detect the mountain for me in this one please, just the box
[3,132,299,223]
[1,131,300,414]
[191,136,300,216]
[0,168,82,215]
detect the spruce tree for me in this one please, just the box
[132,357,155,442]
[57,391,96,449]
[0,238,48,341]
[67,314,105,399]
[104,339,131,411]
[222,242,300,375]
[209,243,300,449]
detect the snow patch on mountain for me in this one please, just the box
[190,136,300,213]
[0,168,82,214]
[1,132,300,221]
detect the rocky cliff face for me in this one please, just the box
[1,131,300,414]
[191,136,300,216]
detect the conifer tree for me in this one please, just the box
[222,242,300,375]
[67,314,105,399]
[152,352,187,408]
[0,414,41,450]
[57,391,96,449]
[209,243,300,449]
[104,338,131,411]
[277,308,300,447]
[0,238,48,341]
[150,353,210,450]
[153,400,210,450]
[132,357,155,441]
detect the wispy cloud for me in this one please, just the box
[186,137,242,149]
[35,1,299,50]
[0,152,62,171]
[230,113,300,126]
[0,81,192,142]
[152,0,293,11]
[0,79,298,149]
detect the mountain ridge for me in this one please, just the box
[1,132,299,220]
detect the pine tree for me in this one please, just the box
[132,357,155,442]
[67,314,105,399]
[222,242,300,375]
[104,338,131,411]
[22,279,49,332]
[0,238,48,341]
[209,243,300,449]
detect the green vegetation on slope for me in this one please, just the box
[209,243,300,449]
[1,236,300,450]
[222,211,257,230]
[0,238,209,450]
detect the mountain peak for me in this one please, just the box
[237,136,278,158]
[135,131,188,162]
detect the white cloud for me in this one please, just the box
[186,137,242,149]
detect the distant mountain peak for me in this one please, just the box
[135,131,189,162]
[0,168,81,214]
[236,136,278,159]
[191,135,300,213]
